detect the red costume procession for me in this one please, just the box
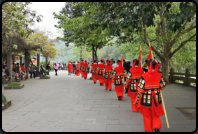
[104,60,113,91]
[125,59,143,112]
[66,40,168,132]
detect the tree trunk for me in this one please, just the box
[80,47,82,62]
[25,49,29,79]
[92,45,98,61]
[7,46,12,81]
[37,54,40,70]
[20,56,22,67]
[46,57,48,65]
[162,57,170,84]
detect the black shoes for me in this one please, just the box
[118,96,121,100]
[154,129,160,132]
[94,82,96,84]
[109,90,112,91]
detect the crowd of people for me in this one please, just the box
[2,62,55,82]
[66,57,165,132]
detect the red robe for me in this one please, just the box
[113,63,125,100]
[97,63,105,85]
[104,64,113,90]
[92,63,98,83]
[80,62,84,77]
[68,63,73,73]
[83,61,88,79]
[75,63,80,76]
[135,70,166,132]
[125,66,143,112]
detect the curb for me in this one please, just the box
[4,84,24,90]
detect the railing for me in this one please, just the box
[169,68,196,88]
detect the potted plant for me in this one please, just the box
[2,94,12,110]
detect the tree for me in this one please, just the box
[53,2,112,61]
[81,2,196,84]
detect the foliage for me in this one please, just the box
[53,2,112,60]
[2,94,7,103]
[85,2,196,84]
[2,2,43,53]
[7,82,21,86]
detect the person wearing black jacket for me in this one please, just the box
[73,62,76,74]
[123,59,131,94]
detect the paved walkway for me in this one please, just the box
[2,70,196,132]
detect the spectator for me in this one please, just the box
[12,64,19,81]
[127,61,132,69]
[29,64,35,78]
[40,64,45,75]
[87,63,90,73]
[111,59,114,65]
[4,66,9,76]
[73,62,76,74]
[54,63,58,76]
[112,61,117,69]
[123,59,130,74]
[143,60,148,73]
[46,62,51,75]
[20,63,27,80]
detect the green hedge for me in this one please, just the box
[2,94,6,103]
[7,82,21,86]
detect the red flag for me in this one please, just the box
[88,58,90,61]
[108,55,110,59]
[147,47,152,60]
[102,56,104,61]
[138,51,142,61]
[121,55,124,66]
[83,55,85,59]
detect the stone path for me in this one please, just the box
[2,70,196,132]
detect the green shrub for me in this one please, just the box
[2,94,7,103]
[7,82,21,86]
[44,75,49,78]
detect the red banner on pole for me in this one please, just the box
[138,51,142,61]
[147,47,152,60]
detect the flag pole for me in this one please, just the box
[140,45,142,68]
[148,40,169,129]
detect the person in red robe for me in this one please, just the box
[67,61,73,75]
[97,59,105,86]
[80,60,84,78]
[104,60,113,91]
[75,61,80,76]
[125,59,143,112]
[83,60,88,79]
[113,60,127,100]
[91,59,98,84]
[135,59,166,132]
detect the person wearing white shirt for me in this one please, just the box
[112,61,117,69]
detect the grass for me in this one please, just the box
[2,94,6,103]
[89,77,99,80]
[7,82,21,86]
[44,75,49,78]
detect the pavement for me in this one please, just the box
[2,70,196,132]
